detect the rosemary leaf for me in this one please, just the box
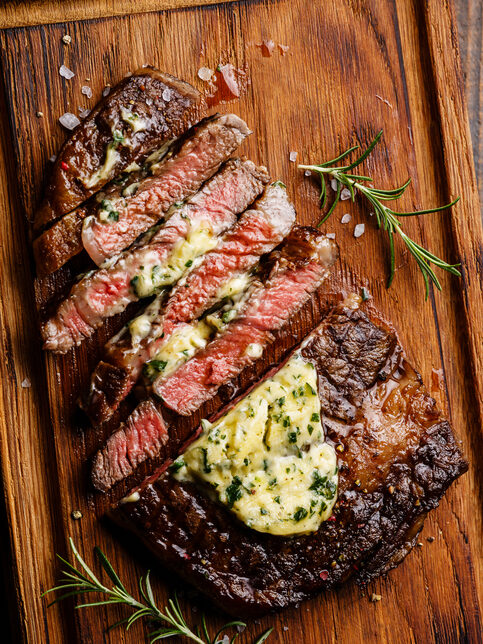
[299,130,461,297]
[44,539,272,644]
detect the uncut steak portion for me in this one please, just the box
[34,113,251,276]
[82,182,295,425]
[112,304,467,618]
[82,114,251,265]
[154,225,338,414]
[42,159,268,353]
[90,226,337,491]
[34,68,203,232]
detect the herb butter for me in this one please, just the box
[130,224,218,298]
[144,274,254,381]
[173,353,338,535]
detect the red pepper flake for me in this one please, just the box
[327,515,336,522]
[250,489,256,494]
[182,552,191,560]
[353,564,359,571]
[140,84,146,91]
[60,161,69,171]
[319,570,329,581]
[357,523,365,529]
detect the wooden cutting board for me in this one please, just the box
[0,1,481,642]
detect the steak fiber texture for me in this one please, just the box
[91,226,337,491]
[82,181,294,425]
[34,113,251,275]
[42,158,268,353]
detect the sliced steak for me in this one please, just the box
[42,159,269,353]
[82,182,294,425]
[112,304,468,617]
[82,114,251,265]
[154,225,338,414]
[91,400,169,493]
[34,114,251,276]
[35,68,203,232]
[90,226,337,491]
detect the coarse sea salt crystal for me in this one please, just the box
[162,88,171,101]
[49,154,57,162]
[341,213,351,224]
[21,378,31,388]
[102,85,111,97]
[340,187,351,200]
[330,178,338,191]
[81,85,93,99]
[198,66,214,81]
[78,106,91,119]
[289,150,298,162]
[304,169,312,176]
[59,64,75,80]
[354,223,365,238]
[59,112,81,130]
[326,232,336,239]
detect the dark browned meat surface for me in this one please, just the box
[112,305,467,618]
[34,68,203,232]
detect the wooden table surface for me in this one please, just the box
[0,1,481,643]
[455,0,483,209]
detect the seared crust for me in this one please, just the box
[34,67,203,232]
[112,305,467,617]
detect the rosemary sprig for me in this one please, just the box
[299,130,461,297]
[43,537,273,644]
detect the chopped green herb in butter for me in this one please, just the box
[173,352,338,535]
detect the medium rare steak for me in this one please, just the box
[34,113,252,275]
[112,304,467,618]
[42,159,269,353]
[154,225,338,414]
[90,226,337,491]
[34,68,203,232]
[82,182,295,425]
[82,114,251,265]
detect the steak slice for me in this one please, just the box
[42,159,269,353]
[82,182,295,425]
[82,114,251,265]
[90,226,337,491]
[34,68,203,232]
[112,304,468,618]
[154,225,338,414]
[91,400,169,493]
[34,113,251,275]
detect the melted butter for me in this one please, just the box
[84,143,120,189]
[128,313,154,345]
[144,273,254,380]
[131,224,218,298]
[215,273,251,300]
[173,353,338,535]
[121,107,147,133]
[144,321,213,380]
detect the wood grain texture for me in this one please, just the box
[455,0,483,209]
[0,0,238,28]
[0,1,481,643]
